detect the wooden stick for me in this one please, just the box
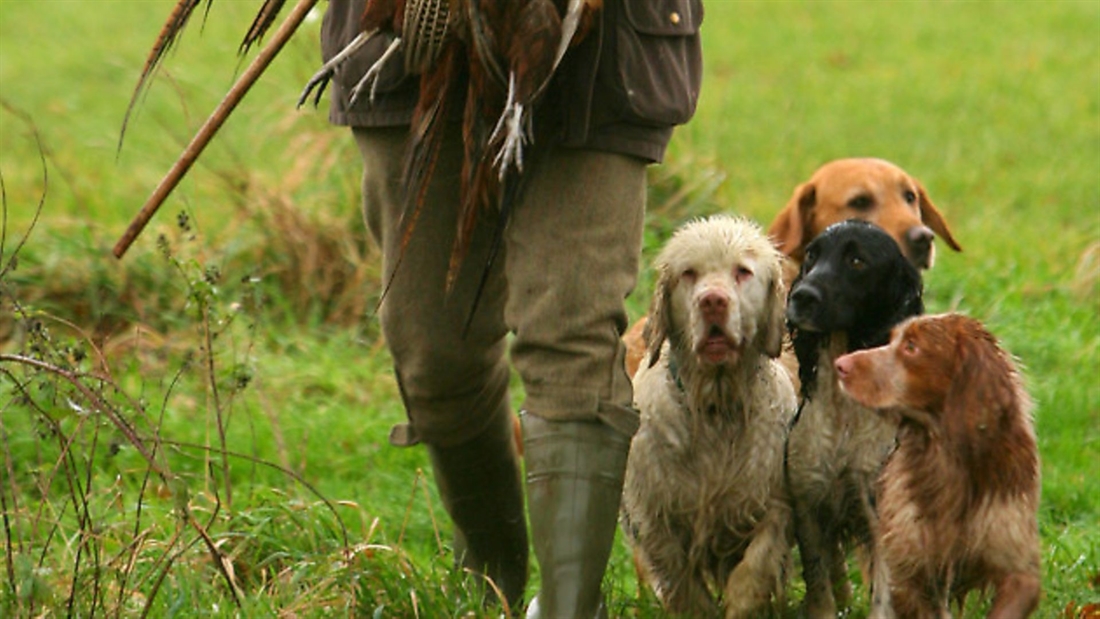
[113,0,321,259]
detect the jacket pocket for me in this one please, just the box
[612,0,704,126]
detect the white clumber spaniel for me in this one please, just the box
[622,215,796,618]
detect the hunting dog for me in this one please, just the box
[625,157,961,379]
[622,215,796,618]
[784,220,925,618]
[836,313,1041,618]
[768,157,962,275]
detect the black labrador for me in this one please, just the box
[783,219,924,618]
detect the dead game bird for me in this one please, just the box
[300,0,603,292]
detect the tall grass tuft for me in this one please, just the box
[1,105,379,345]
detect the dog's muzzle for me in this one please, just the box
[786,283,825,332]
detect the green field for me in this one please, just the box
[1,0,1097,616]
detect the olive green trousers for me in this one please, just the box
[353,125,645,446]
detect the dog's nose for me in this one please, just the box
[788,286,821,313]
[834,355,852,379]
[699,291,729,323]
[907,226,935,268]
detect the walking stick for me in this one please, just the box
[113,0,320,259]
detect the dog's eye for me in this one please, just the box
[903,189,918,205]
[681,268,697,283]
[848,195,873,210]
[848,255,866,270]
[734,265,753,284]
[902,339,918,355]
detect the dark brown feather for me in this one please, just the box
[239,0,289,53]
[119,0,209,150]
[362,0,404,32]
[446,0,596,290]
[450,43,502,290]
[121,0,302,151]
[395,42,466,281]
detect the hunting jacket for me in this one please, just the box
[321,0,704,163]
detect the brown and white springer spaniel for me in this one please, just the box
[836,313,1041,618]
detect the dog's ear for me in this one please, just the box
[768,182,816,261]
[790,324,822,400]
[763,263,787,359]
[942,315,1039,495]
[943,316,1018,451]
[893,258,925,322]
[917,184,962,253]
[644,264,672,368]
[851,253,924,352]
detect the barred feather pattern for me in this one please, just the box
[402,0,451,74]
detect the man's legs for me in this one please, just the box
[505,148,647,618]
[353,126,528,608]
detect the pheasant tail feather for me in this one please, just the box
[119,0,209,152]
[383,43,465,305]
[240,0,289,54]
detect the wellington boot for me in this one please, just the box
[426,409,529,610]
[522,413,631,619]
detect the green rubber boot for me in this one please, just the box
[426,408,529,610]
[522,413,632,619]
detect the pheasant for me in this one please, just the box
[299,0,603,293]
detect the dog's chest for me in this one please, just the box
[880,438,1041,586]
[639,368,789,512]
[632,353,793,498]
[659,421,781,540]
[787,346,898,482]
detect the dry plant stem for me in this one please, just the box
[139,529,194,619]
[112,0,320,259]
[68,418,104,616]
[201,304,233,510]
[419,470,444,556]
[0,105,48,279]
[188,489,243,608]
[117,365,186,615]
[1,364,130,615]
[0,426,18,603]
[0,359,238,615]
[110,529,152,615]
[0,354,166,478]
[398,468,424,549]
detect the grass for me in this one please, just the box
[1,0,1098,617]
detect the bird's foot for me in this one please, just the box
[297,30,375,109]
[348,37,404,108]
[491,73,530,178]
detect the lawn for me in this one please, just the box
[0,0,1097,617]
